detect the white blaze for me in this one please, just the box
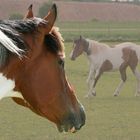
[0,73,23,100]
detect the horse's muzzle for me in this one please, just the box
[57,105,86,133]
[69,53,76,61]
[70,56,75,61]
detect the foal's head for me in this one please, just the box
[0,4,85,132]
[70,36,89,60]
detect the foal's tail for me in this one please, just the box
[0,30,23,57]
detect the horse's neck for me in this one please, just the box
[86,39,110,56]
[82,39,90,55]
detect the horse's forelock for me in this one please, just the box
[0,19,39,54]
[0,19,40,67]
[50,27,65,58]
[0,20,65,64]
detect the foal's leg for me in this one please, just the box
[87,69,95,89]
[114,65,127,96]
[127,49,140,96]
[113,80,125,96]
[133,69,140,96]
[86,69,95,97]
[129,66,140,96]
[87,69,102,97]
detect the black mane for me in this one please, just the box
[1,20,37,34]
[44,34,59,54]
[0,19,38,67]
[0,19,38,50]
[0,19,62,67]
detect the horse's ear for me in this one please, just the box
[43,4,57,33]
[24,4,34,19]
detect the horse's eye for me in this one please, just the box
[58,59,64,68]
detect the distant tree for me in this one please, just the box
[9,13,23,20]
[38,2,52,18]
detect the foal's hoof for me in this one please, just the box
[92,92,96,96]
[135,94,140,97]
[84,94,95,98]
[84,95,90,98]
[113,94,118,97]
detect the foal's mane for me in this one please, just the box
[88,39,109,54]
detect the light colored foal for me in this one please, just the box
[70,36,140,97]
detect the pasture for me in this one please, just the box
[57,21,140,42]
[0,42,140,140]
[0,19,140,140]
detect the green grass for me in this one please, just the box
[56,21,140,42]
[1,42,140,140]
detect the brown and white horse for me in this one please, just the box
[70,36,140,97]
[0,5,85,132]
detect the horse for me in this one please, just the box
[70,36,140,98]
[0,4,85,133]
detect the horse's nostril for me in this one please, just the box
[75,124,82,130]
[80,105,86,126]
[67,111,85,130]
[59,104,86,132]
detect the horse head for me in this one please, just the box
[70,36,89,60]
[0,4,85,133]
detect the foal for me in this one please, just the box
[70,36,140,97]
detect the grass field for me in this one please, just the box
[57,21,140,42]
[1,42,140,140]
